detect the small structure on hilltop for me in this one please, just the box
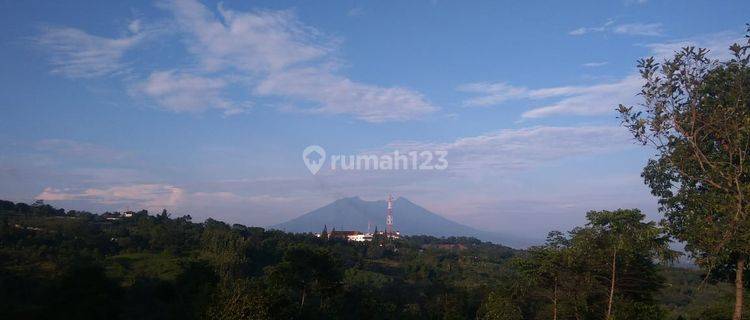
[101,210,135,221]
[315,194,401,242]
[384,194,400,239]
[328,229,361,240]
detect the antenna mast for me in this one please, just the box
[386,194,394,236]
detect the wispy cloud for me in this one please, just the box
[135,71,250,115]
[520,75,642,118]
[613,23,663,36]
[161,0,331,72]
[35,0,435,122]
[27,124,636,232]
[37,183,306,221]
[569,20,663,37]
[461,30,745,119]
[154,0,436,122]
[644,31,745,61]
[347,7,364,17]
[582,61,608,67]
[140,0,437,122]
[456,82,528,107]
[458,74,642,118]
[568,19,615,36]
[568,28,588,36]
[35,24,145,78]
[388,126,631,173]
[256,67,436,122]
[37,184,184,210]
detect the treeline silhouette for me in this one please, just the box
[0,200,740,319]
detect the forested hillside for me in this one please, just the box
[0,200,741,319]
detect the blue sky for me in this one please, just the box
[1,0,748,240]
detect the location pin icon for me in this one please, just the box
[302,145,326,175]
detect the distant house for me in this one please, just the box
[328,230,361,239]
[317,228,398,242]
[347,233,373,242]
[101,212,121,221]
[101,211,135,221]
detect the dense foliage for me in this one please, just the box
[478,209,679,320]
[618,25,750,319]
[0,200,744,319]
[0,200,517,319]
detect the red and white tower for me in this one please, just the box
[386,194,394,236]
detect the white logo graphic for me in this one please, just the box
[302,145,326,175]
[303,145,448,175]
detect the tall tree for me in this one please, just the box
[583,209,675,319]
[514,231,571,320]
[618,27,750,319]
[507,209,673,319]
[477,292,523,320]
[266,245,342,316]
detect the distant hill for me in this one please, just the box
[272,196,537,248]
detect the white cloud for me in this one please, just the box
[458,74,642,118]
[160,0,330,72]
[456,82,529,107]
[568,28,588,36]
[644,31,745,61]
[613,23,663,36]
[37,183,302,219]
[347,7,364,17]
[38,184,184,210]
[256,67,436,122]
[27,124,635,233]
[128,19,142,34]
[582,61,608,67]
[36,24,144,78]
[136,71,249,115]
[36,0,437,122]
[569,20,662,37]
[521,75,642,118]
[190,192,299,205]
[460,31,745,119]
[568,19,615,36]
[388,126,631,172]
[156,0,436,122]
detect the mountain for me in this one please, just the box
[272,196,537,248]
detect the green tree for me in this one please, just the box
[477,292,523,320]
[514,231,570,320]
[510,211,674,320]
[206,279,270,320]
[618,27,750,319]
[200,219,250,280]
[266,244,342,316]
[584,209,676,319]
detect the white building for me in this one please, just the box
[347,233,373,242]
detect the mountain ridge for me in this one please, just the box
[272,196,537,248]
